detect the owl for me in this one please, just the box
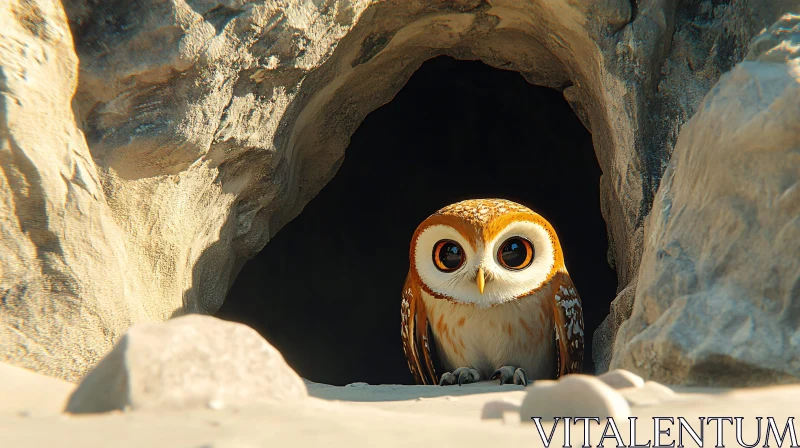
[401,199,584,386]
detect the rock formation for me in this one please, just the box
[610,14,800,386]
[0,0,795,384]
[1,0,150,381]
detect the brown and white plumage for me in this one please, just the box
[401,199,584,385]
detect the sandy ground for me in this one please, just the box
[1,363,798,447]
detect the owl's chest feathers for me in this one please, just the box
[422,288,555,380]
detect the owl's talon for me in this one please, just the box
[491,366,513,384]
[491,366,529,386]
[439,367,480,386]
[513,368,529,386]
[438,372,458,386]
[456,367,480,386]
[491,369,502,381]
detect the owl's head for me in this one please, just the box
[409,199,566,308]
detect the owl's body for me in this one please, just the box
[401,199,584,386]
[420,285,555,380]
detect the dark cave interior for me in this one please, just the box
[215,56,617,386]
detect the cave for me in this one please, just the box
[216,56,617,386]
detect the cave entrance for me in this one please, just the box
[215,56,617,386]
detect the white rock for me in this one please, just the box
[597,369,645,389]
[620,381,676,407]
[65,315,307,414]
[519,374,630,422]
[480,399,522,420]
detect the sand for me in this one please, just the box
[2,364,798,447]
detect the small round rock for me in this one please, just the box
[480,399,522,420]
[597,369,645,389]
[519,374,630,422]
[620,381,676,407]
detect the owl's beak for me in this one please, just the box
[476,267,485,295]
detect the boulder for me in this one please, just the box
[611,14,800,386]
[65,315,307,414]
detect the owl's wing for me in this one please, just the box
[552,271,585,377]
[401,275,438,385]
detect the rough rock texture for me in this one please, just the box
[0,0,793,381]
[610,14,800,386]
[0,0,151,381]
[62,0,650,336]
[65,314,307,414]
[592,281,636,373]
[592,1,794,373]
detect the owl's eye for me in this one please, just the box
[432,240,465,272]
[497,237,534,270]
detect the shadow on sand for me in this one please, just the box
[305,380,526,402]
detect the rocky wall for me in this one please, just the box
[1,0,794,383]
